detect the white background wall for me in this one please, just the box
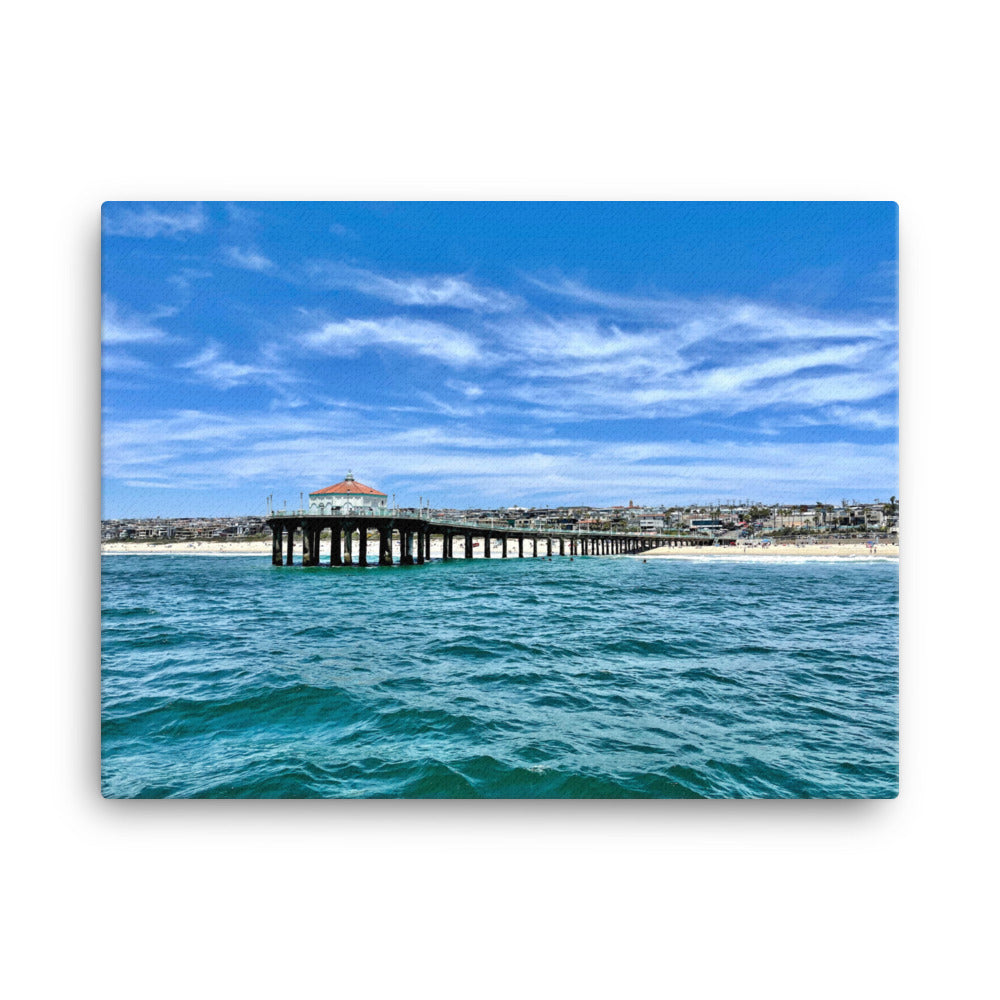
[12,4,995,1000]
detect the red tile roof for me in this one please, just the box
[310,478,386,497]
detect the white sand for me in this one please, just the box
[642,541,898,559]
[101,538,897,560]
[102,540,274,556]
[101,537,534,558]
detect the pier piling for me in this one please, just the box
[265,512,712,570]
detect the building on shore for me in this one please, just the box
[308,471,388,515]
[101,496,899,543]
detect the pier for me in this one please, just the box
[265,511,718,567]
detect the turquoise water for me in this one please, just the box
[101,554,898,798]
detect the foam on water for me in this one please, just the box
[101,554,898,798]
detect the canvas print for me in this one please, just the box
[101,201,899,798]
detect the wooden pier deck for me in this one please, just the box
[265,512,718,567]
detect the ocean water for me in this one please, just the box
[101,554,898,798]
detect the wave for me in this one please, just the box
[101,554,898,798]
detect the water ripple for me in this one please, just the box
[101,555,898,798]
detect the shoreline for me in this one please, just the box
[101,539,898,560]
[643,541,897,559]
[102,541,274,556]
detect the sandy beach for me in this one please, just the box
[102,538,540,558]
[644,541,897,559]
[101,538,897,560]
[102,539,495,558]
[102,540,275,556]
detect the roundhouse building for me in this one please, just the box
[308,472,388,515]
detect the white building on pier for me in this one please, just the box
[308,472,388,515]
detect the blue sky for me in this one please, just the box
[101,202,897,517]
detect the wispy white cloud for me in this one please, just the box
[176,342,286,390]
[699,344,873,392]
[223,246,274,272]
[291,287,896,425]
[167,268,213,294]
[500,317,665,366]
[103,410,254,449]
[526,275,689,320]
[759,403,898,432]
[815,404,897,429]
[224,203,259,226]
[709,299,895,344]
[410,391,488,419]
[530,275,895,343]
[445,380,485,399]
[102,404,898,505]
[475,300,896,422]
[101,298,177,344]
[301,316,483,366]
[309,262,520,312]
[101,351,148,373]
[103,203,206,238]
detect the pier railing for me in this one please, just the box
[265,508,717,567]
[267,508,688,538]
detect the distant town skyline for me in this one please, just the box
[102,202,898,518]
